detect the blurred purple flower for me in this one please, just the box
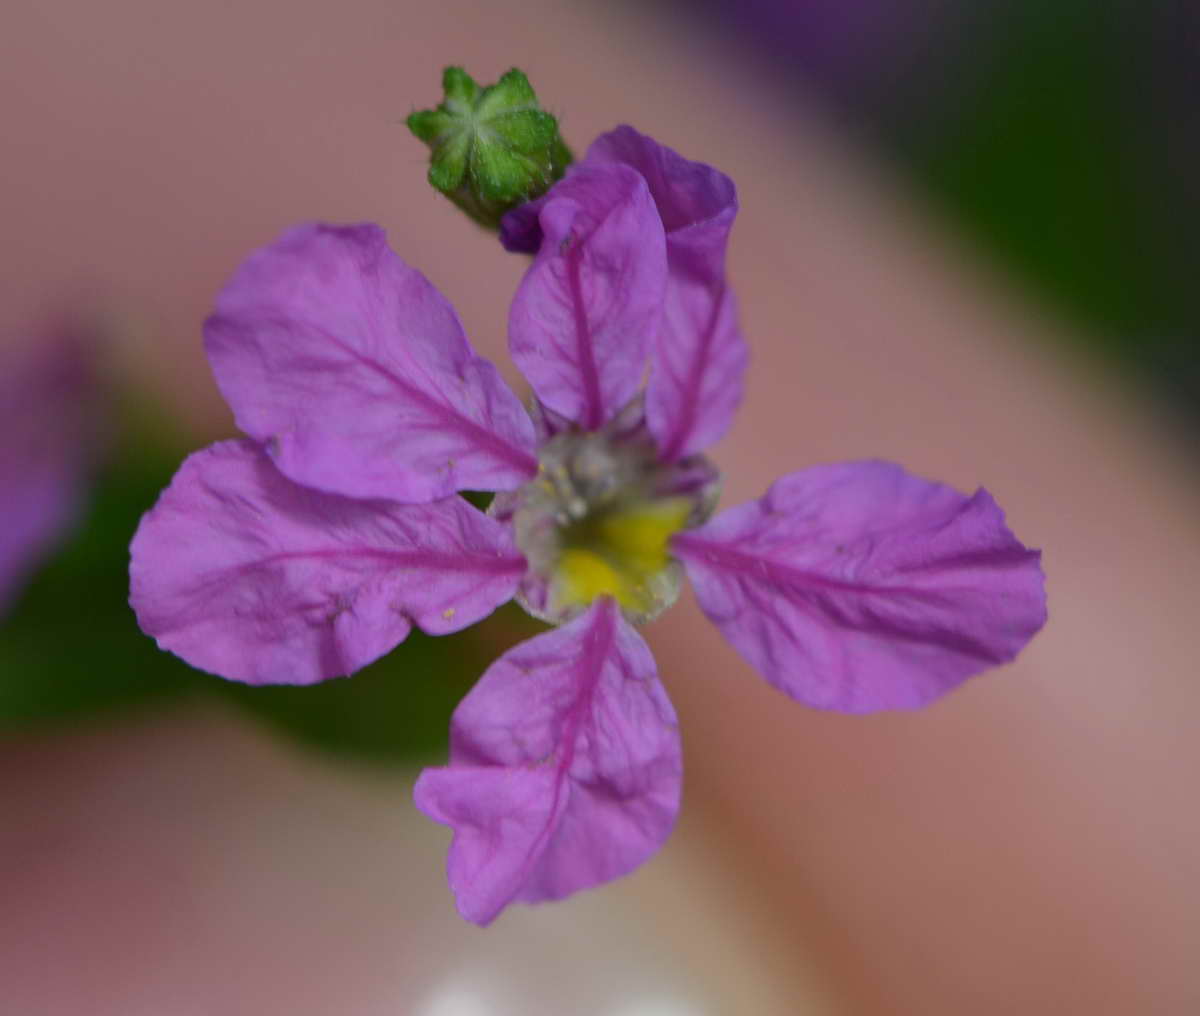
[0,330,93,616]
[685,0,963,117]
[129,126,1046,925]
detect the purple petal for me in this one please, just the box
[672,461,1047,712]
[587,126,747,460]
[508,164,668,430]
[129,440,525,685]
[414,598,682,925]
[0,333,93,615]
[205,224,538,503]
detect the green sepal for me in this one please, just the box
[406,66,573,230]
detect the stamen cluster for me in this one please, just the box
[493,403,720,624]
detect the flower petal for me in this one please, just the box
[508,164,668,430]
[672,461,1047,712]
[0,334,93,614]
[129,440,525,685]
[205,224,538,503]
[414,597,681,925]
[587,126,747,459]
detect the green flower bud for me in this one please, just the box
[407,67,572,230]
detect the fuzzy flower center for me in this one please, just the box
[554,495,692,614]
[495,422,720,625]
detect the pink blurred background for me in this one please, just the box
[2,0,1198,1012]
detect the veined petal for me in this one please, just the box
[0,333,92,614]
[672,461,1047,712]
[414,598,681,926]
[587,126,747,460]
[205,224,538,503]
[129,440,525,685]
[508,164,668,430]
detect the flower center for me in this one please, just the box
[493,419,719,625]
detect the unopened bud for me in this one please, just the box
[407,67,572,229]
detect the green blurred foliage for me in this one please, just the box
[883,0,1196,376]
[679,0,1197,397]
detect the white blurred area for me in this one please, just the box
[419,987,704,1016]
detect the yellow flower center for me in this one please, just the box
[555,498,692,614]
[493,410,720,626]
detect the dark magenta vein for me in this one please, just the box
[565,248,604,430]
[658,283,725,462]
[233,547,527,575]
[513,598,616,887]
[672,534,956,601]
[254,315,538,477]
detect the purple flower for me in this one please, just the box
[129,125,1046,925]
[1,330,93,616]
